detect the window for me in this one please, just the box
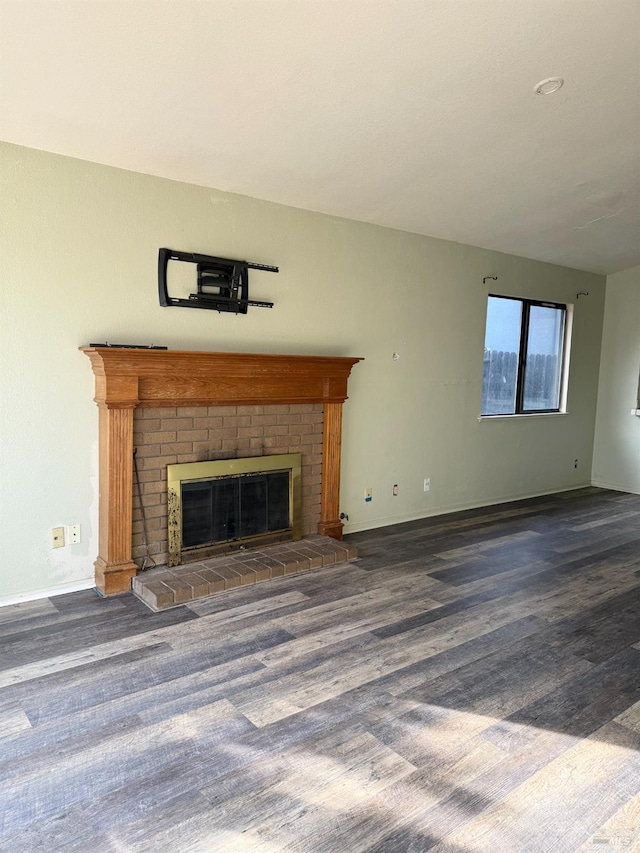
[481,295,567,416]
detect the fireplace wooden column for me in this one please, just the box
[82,347,362,595]
[318,402,344,538]
[95,404,138,595]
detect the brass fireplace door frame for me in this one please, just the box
[167,453,302,566]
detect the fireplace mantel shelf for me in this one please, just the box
[82,347,362,595]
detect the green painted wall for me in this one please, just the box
[592,265,640,493]
[0,142,606,602]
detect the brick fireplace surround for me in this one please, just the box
[133,402,323,567]
[82,347,362,596]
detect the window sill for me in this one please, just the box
[478,411,570,421]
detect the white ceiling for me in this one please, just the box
[1,0,639,274]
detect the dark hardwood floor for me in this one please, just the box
[1,487,640,852]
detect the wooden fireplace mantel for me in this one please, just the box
[82,347,362,595]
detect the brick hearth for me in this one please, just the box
[133,534,358,611]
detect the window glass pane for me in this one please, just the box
[522,305,564,411]
[481,297,522,415]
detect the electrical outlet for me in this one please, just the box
[51,527,65,548]
[424,478,431,492]
[365,487,372,503]
[69,524,81,544]
[574,459,578,469]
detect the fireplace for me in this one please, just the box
[167,453,302,565]
[82,347,362,595]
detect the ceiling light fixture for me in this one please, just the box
[534,77,564,95]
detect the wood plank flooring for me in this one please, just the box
[1,487,640,852]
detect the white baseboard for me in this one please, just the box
[0,578,96,609]
[343,482,592,535]
[3,480,631,605]
[591,478,640,496]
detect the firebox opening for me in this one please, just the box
[167,454,302,567]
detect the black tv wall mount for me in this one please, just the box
[158,248,278,314]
